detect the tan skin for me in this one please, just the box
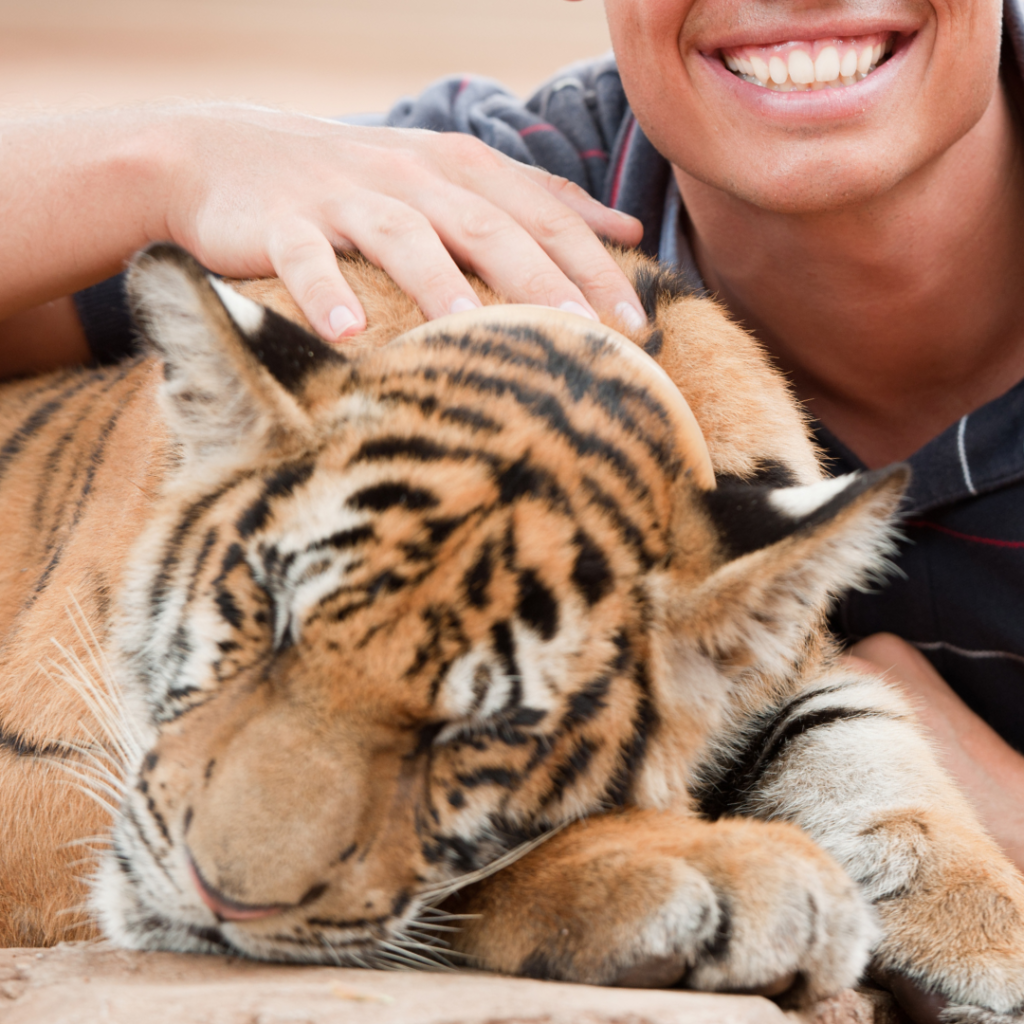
[1,0,1021,1012]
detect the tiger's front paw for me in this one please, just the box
[866,816,1024,1024]
[657,818,878,1004]
[447,812,877,1005]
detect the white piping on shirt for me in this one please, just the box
[913,639,1024,667]
[956,415,978,496]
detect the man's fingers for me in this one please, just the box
[433,177,645,328]
[328,190,485,321]
[211,122,652,339]
[405,189,589,314]
[515,161,644,246]
[421,134,645,323]
[267,221,367,343]
[458,137,644,243]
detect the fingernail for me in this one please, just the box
[559,300,598,321]
[449,297,480,315]
[329,305,358,337]
[615,302,647,333]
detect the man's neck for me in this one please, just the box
[675,84,1024,469]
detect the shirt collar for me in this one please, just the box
[814,383,1024,515]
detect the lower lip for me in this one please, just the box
[697,33,915,123]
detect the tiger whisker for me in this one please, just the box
[59,833,114,850]
[377,939,455,971]
[54,900,92,920]
[42,646,138,776]
[402,928,452,947]
[52,590,147,766]
[418,825,562,903]
[64,779,120,816]
[348,946,372,970]
[56,917,95,939]
[60,754,127,793]
[59,725,129,771]
[392,933,464,961]
[398,945,462,969]
[316,932,346,967]
[64,854,105,871]
[406,920,462,933]
[369,948,414,971]
[44,760,126,809]
[416,906,480,922]
[375,951,438,972]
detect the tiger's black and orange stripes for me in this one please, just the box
[1,244,1023,1017]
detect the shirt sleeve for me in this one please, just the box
[74,56,630,365]
[73,272,139,365]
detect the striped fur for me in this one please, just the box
[0,244,1021,1018]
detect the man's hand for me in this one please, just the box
[845,633,1024,872]
[168,107,647,340]
[0,105,647,358]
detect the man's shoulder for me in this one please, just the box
[380,55,629,198]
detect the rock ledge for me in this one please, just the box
[0,944,906,1024]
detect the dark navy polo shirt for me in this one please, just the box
[72,2,1024,750]
[820,397,1024,751]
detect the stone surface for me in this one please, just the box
[0,944,909,1024]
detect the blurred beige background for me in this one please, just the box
[0,0,612,117]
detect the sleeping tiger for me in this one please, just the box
[0,242,1022,1019]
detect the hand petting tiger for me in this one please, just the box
[0,242,1022,1022]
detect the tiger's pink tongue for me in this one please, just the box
[720,32,894,91]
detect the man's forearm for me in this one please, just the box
[0,110,177,320]
[0,297,90,377]
[848,633,1024,873]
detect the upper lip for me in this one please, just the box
[696,19,917,54]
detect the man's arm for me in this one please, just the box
[846,633,1024,873]
[0,104,644,363]
[0,298,90,378]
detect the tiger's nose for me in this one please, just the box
[187,855,285,922]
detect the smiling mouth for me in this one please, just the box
[719,32,895,91]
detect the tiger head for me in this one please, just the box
[93,244,905,963]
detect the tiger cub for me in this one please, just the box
[0,242,1022,1020]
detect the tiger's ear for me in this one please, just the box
[658,466,909,679]
[127,243,347,467]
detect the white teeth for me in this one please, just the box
[722,34,893,92]
[814,46,840,82]
[788,49,815,84]
[769,55,789,84]
[751,55,771,83]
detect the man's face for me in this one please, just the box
[603,0,1004,213]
